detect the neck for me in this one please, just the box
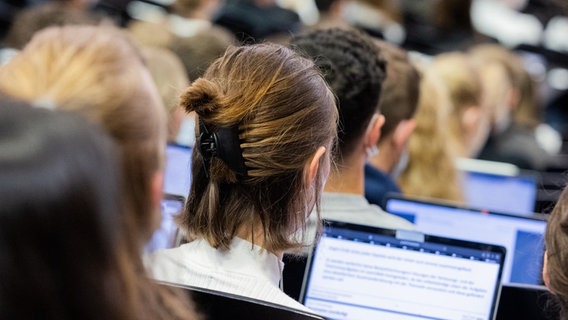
[324,152,365,195]
[369,142,396,174]
[236,224,283,259]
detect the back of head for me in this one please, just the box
[171,26,236,81]
[0,25,199,320]
[290,27,386,162]
[430,51,486,157]
[468,44,524,131]
[180,43,338,252]
[0,97,124,319]
[398,68,463,202]
[141,46,190,141]
[374,39,420,141]
[0,25,166,244]
[431,52,481,118]
[3,2,100,50]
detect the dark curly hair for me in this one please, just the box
[290,27,386,162]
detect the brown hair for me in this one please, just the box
[545,185,568,318]
[398,68,464,203]
[0,25,197,320]
[179,43,338,252]
[373,39,420,141]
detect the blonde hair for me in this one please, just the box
[398,69,464,203]
[430,52,485,157]
[180,43,338,252]
[0,25,197,320]
[141,46,190,141]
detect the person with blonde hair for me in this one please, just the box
[145,42,338,312]
[141,46,190,143]
[0,25,198,320]
[429,52,489,159]
[469,44,557,170]
[398,68,464,203]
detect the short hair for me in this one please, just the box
[290,28,386,161]
[0,97,123,318]
[374,40,420,141]
[180,43,338,251]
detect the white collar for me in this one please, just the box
[190,237,284,286]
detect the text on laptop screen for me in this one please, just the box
[164,144,192,197]
[302,222,505,320]
[385,196,546,285]
[462,171,537,216]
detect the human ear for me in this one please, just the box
[543,250,551,290]
[365,113,385,150]
[462,105,481,133]
[393,119,416,148]
[305,146,327,185]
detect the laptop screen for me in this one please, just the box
[384,195,547,285]
[144,194,185,253]
[164,143,192,197]
[462,170,538,216]
[301,220,506,320]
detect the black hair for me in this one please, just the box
[0,96,125,319]
[290,27,386,161]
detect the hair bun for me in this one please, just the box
[179,78,223,119]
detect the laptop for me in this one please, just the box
[457,158,538,216]
[496,283,555,320]
[301,220,506,320]
[164,143,192,197]
[159,282,326,320]
[384,194,547,285]
[144,193,186,253]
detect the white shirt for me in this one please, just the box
[144,237,312,312]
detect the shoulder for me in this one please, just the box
[144,245,196,280]
[366,203,415,231]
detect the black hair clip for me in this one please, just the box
[198,119,248,178]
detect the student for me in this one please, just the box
[0,97,124,319]
[365,40,420,209]
[429,52,489,159]
[144,42,338,311]
[290,28,414,231]
[140,46,190,143]
[469,44,557,170]
[543,185,568,319]
[398,67,464,203]
[0,25,198,320]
